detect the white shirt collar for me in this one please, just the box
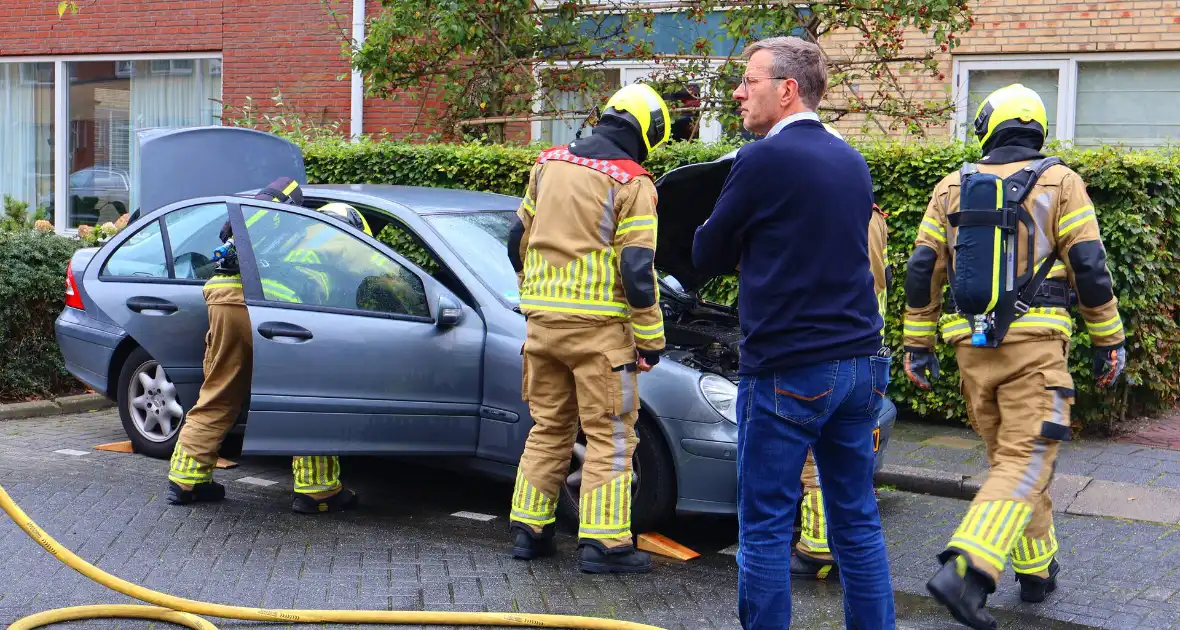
[766,111,820,138]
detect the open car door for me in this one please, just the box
[227,199,487,456]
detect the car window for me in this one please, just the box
[166,203,229,281]
[244,207,430,318]
[101,219,168,279]
[375,219,442,276]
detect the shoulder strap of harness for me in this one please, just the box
[1008,157,1067,313]
[536,146,651,185]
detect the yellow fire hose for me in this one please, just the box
[0,484,665,630]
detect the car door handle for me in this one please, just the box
[257,321,313,341]
[126,296,178,314]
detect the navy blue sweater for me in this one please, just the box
[691,119,882,374]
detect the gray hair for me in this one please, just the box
[742,36,828,110]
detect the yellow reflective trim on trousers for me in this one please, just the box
[1058,205,1096,237]
[616,215,656,236]
[579,475,630,539]
[1011,525,1058,574]
[510,469,556,526]
[292,456,341,494]
[800,490,829,553]
[948,500,1032,572]
[168,446,213,485]
[1086,314,1123,336]
[921,218,946,243]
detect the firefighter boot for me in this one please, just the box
[291,488,359,514]
[510,523,557,560]
[927,551,998,630]
[1016,558,1060,603]
[790,550,839,581]
[166,480,226,505]
[578,539,653,574]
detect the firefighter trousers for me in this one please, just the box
[511,320,640,548]
[167,300,343,500]
[796,450,833,563]
[942,339,1072,584]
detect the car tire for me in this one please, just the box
[117,347,184,460]
[556,414,677,537]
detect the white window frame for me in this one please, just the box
[530,59,726,144]
[0,52,222,235]
[952,51,1180,147]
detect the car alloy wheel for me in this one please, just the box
[127,360,184,443]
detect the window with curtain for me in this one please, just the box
[0,62,55,219]
[1075,60,1180,148]
[65,57,222,228]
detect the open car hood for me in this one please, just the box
[134,126,307,215]
[654,149,738,293]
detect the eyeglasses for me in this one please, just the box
[740,75,787,89]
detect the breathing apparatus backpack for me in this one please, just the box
[946,157,1073,348]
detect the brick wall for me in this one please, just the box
[0,0,448,139]
[819,0,1180,139]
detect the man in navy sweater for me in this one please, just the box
[692,36,895,629]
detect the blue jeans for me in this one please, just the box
[736,355,895,630]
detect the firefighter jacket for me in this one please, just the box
[903,156,1124,351]
[510,146,665,356]
[869,204,888,335]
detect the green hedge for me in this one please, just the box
[0,230,85,402]
[305,137,1180,434]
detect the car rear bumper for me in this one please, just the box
[55,307,126,398]
[662,397,898,518]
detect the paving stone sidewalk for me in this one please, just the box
[3,412,1180,628]
[882,418,1180,525]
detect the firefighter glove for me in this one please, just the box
[1093,344,1126,388]
[904,347,939,391]
[638,348,661,368]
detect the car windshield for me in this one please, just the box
[424,211,521,306]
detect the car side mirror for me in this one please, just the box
[437,294,463,328]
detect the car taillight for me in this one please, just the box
[64,261,85,311]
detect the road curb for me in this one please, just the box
[0,394,112,421]
[875,464,974,500]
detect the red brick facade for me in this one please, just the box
[0,0,447,139]
[820,0,1180,138]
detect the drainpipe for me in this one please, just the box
[350,0,366,141]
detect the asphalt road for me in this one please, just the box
[2,411,1174,629]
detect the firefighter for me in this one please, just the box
[506,82,670,574]
[792,123,892,580]
[902,84,1126,629]
[165,181,360,515]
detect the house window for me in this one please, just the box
[0,63,55,219]
[954,54,1180,149]
[1075,60,1180,148]
[65,57,222,229]
[532,62,724,145]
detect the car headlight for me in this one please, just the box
[699,373,738,424]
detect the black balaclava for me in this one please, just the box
[978,126,1046,165]
[567,115,647,163]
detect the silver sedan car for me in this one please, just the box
[54,126,895,531]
